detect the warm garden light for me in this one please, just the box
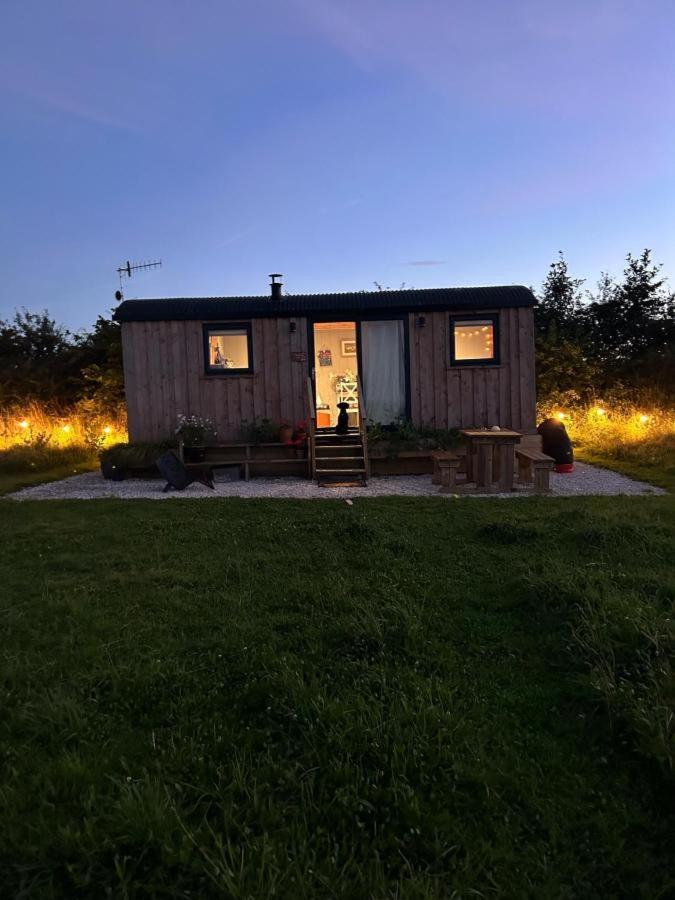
[103,426,112,434]
[594,407,606,416]
[639,414,650,423]
[62,424,71,432]
[18,420,29,429]
[554,411,566,420]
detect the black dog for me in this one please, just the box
[335,401,350,435]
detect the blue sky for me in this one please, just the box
[2,0,675,329]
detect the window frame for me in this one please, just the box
[449,313,500,367]
[202,322,254,376]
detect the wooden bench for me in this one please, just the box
[515,447,555,493]
[431,451,461,493]
[178,441,309,481]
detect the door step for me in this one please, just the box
[315,467,366,475]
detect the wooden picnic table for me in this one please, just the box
[460,429,522,491]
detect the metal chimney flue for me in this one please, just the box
[269,273,283,299]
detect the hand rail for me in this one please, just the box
[306,377,317,480]
[356,375,370,480]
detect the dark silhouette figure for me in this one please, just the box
[537,418,574,470]
[335,401,350,435]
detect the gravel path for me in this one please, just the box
[6,462,664,501]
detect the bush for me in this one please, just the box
[367,420,461,455]
[99,442,176,478]
[0,444,96,476]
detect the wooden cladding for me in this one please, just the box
[409,307,536,432]
[121,306,536,443]
[122,318,309,443]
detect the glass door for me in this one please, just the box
[312,322,359,428]
[359,319,407,425]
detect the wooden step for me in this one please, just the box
[315,467,366,474]
[313,455,364,461]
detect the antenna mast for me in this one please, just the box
[116,258,162,295]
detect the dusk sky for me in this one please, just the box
[2,0,675,330]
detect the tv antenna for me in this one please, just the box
[115,258,162,297]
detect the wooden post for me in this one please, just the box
[476,442,493,488]
[497,442,515,491]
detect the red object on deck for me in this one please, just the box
[555,463,574,474]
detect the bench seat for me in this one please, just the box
[431,451,461,493]
[515,447,555,493]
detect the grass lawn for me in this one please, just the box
[1,493,674,898]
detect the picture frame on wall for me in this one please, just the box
[341,339,356,357]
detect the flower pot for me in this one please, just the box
[279,424,293,444]
[184,446,206,463]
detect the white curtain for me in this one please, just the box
[360,320,406,424]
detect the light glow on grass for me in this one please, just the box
[1,403,127,451]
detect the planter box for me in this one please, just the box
[368,445,467,476]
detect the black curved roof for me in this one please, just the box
[114,284,536,322]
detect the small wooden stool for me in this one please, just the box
[432,452,460,493]
[515,448,555,493]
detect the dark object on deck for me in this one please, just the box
[537,418,574,472]
[335,402,350,435]
[100,459,126,481]
[156,451,215,492]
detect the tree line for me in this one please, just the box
[0,311,123,414]
[536,249,674,405]
[0,249,673,412]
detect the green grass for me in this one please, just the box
[1,496,674,898]
[573,432,675,493]
[0,445,98,495]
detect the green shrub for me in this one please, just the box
[0,443,95,475]
[367,420,461,455]
[99,441,176,472]
[240,417,280,444]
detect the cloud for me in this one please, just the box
[406,260,447,267]
[1,62,140,133]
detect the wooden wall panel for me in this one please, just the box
[518,307,536,431]
[120,308,537,442]
[508,309,521,430]
[418,317,435,426]
[120,325,138,436]
[432,312,447,428]
[498,311,511,428]
[447,370,461,427]
[406,306,537,433]
[408,314,421,424]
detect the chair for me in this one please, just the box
[156,451,215,492]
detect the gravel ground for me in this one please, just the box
[6,462,664,501]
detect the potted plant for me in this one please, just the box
[175,415,216,462]
[278,419,293,445]
[292,420,307,459]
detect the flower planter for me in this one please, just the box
[183,446,207,463]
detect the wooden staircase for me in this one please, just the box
[307,378,370,487]
[313,428,368,486]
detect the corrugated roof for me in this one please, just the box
[114,284,536,322]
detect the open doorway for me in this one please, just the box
[312,321,359,428]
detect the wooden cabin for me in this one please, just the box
[114,278,537,448]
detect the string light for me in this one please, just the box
[639,414,650,423]
[103,426,112,434]
[554,411,566,420]
[18,420,28,429]
[61,424,71,432]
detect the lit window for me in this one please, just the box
[450,316,498,365]
[203,324,253,374]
